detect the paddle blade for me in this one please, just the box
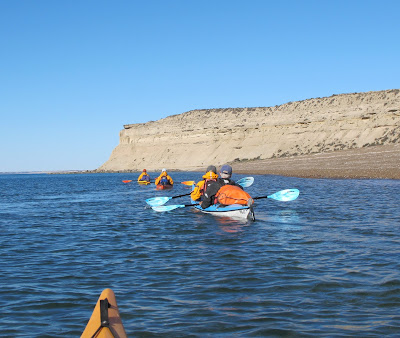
[268,189,299,201]
[237,177,254,188]
[122,180,132,183]
[152,205,185,212]
[181,181,195,186]
[146,196,171,207]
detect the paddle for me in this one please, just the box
[181,177,254,188]
[146,192,192,206]
[181,181,195,186]
[146,176,255,207]
[253,188,300,201]
[181,177,254,187]
[151,188,299,212]
[237,176,254,188]
[152,204,193,212]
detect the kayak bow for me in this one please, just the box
[81,288,127,338]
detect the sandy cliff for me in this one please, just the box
[98,89,400,174]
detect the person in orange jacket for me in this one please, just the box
[137,169,150,182]
[200,164,245,209]
[154,168,174,186]
[190,165,219,201]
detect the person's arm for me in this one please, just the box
[227,178,243,189]
[200,183,219,209]
[155,176,160,185]
[138,173,144,181]
[233,180,244,190]
[191,181,204,201]
[168,175,174,185]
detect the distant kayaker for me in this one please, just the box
[155,168,174,186]
[138,169,151,182]
[191,165,219,202]
[200,164,245,209]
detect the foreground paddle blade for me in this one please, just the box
[146,196,171,207]
[268,189,299,201]
[237,176,254,188]
[152,205,186,212]
[81,288,127,338]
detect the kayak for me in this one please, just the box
[81,288,127,338]
[138,180,151,185]
[191,199,255,221]
[156,184,173,190]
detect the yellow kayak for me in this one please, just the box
[81,288,127,338]
[137,180,151,185]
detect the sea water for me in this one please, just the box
[1,173,399,337]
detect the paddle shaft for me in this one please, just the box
[171,192,192,199]
[152,204,195,212]
[253,195,270,200]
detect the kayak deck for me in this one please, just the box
[156,184,173,190]
[138,180,151,185]
[81,288,127,338]
[191,200,255,221]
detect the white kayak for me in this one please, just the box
[150,187,299,222]
[191,199,255,221]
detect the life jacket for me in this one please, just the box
[215,185,253,206]
[141,174,150,181]
[200,171,219,195]
[160,176,169,185]
[155,171,173,186]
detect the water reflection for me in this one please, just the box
[267,209,301,225]
[215,217,251,233]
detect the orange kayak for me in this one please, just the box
[81,288,127,338]
[156,184,173,190]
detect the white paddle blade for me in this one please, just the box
[237,176,254,188]
[146,196,171,207]
[268,189,299,201]
[152,205,185,212]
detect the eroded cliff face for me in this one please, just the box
[97,89,400,172]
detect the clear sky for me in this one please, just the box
[1,0,399,172]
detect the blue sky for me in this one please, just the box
[1,0,399,172]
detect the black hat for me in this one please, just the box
[206,165,217,174]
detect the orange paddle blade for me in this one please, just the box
[181,181,195,186]
[122,180,132,183]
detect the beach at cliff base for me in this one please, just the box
[232,144,400,180]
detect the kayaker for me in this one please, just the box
[137,169,151,182]
[200,164,245,209]
[155,168,174,186]
[191,165,219,201]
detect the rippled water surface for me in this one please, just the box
[1,173,400,337]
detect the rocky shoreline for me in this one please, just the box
[231,143,400,180]
[79,144,400,180]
